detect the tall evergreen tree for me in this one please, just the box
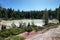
[0,6,2,18]
[43,9,49,25]
[57,6,60,23]
[0,5,60,20]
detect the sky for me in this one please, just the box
[0,0,60,11]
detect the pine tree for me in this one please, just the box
[57,6,60,23]
[43,9,49,25]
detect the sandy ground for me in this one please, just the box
[25,25,60,40]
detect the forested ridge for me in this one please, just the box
[0,6,60,20]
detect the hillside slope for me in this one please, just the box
[25,25,60,40]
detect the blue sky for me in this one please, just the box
[0,0,60,11]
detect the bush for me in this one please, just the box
[31,26,44,31]
[44,23,57,28]
[0,37,4,40]
[0,29,10,37]
[25,26,32,32]
[10,28,25,35]
[0,27,26,38]
[6,36,25,40]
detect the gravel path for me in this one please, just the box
[25,25,60,40]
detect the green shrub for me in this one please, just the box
[6,36,25,40]
[0,37,4,40]
[44,23,57,28]
[10,28,25,35]
[0,29,10,37]
[31,26,44,31]
[0,27,26,38]
[25,26,32,32]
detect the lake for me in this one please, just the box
[0,19,59,27]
